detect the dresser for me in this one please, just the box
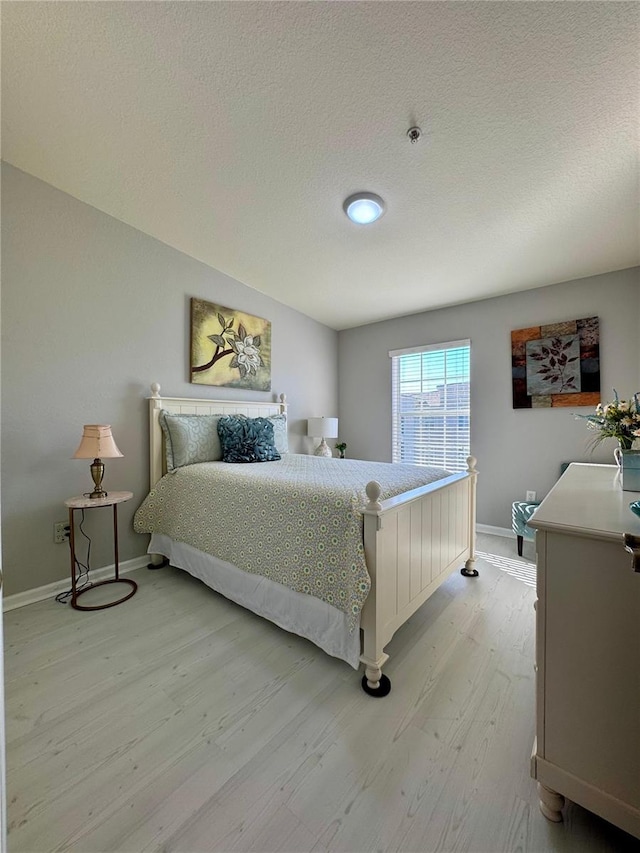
[528,463,640,839]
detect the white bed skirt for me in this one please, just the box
[148,533,362,669]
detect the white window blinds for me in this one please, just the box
[390,339,471,472]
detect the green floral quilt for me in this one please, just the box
[133,455,448,627]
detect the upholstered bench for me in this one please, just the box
[512,500,541,556]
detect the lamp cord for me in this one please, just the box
[55,510,92,604]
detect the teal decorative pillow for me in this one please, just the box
[217,416,281,463]
[224,413,288,454]
[159,410,223,472]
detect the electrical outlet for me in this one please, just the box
[526,490,537,502]
[54,521,70,544]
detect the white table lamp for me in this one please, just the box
[307,417,339,458]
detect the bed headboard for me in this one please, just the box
[147,382,288,489]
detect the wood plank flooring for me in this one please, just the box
[4,534,639,852]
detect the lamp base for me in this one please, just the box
[314,438,332,458]
[88,487,109,500]
[89,458,108,499]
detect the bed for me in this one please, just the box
[134,383,478,696]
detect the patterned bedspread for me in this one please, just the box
[133,454,450,627]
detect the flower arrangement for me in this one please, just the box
[580,391,640,451]
[335,442,347,459]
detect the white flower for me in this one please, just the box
[234,336,262,375]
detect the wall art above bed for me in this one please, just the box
[190,297,272,391]
[511,316,600,409]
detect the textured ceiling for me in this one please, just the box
[2,2,638,330]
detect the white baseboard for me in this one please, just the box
[477,523,515,539]
[3,555,150,612]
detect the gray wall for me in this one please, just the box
[1,164,338,596]
[338,267,640,529]
[3,161,638,596]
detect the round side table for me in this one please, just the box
[64,490,137,611]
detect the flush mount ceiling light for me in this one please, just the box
[343,192,386,225]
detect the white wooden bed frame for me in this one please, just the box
[146,383,478,696]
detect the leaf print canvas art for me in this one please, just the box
[190,298,272,391]
[525,334,580,395]
[511,316,600,409]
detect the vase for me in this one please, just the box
[614,438,634,468]
[618,449,640,492]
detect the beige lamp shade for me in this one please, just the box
[73,425,123,459]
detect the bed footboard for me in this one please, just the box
[360,456,478,696]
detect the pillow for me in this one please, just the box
[159,410,223,472]
[227,412,288,454]
[217,416,281,463]
[267,413,288,455]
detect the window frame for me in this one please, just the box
[389,339,471,472]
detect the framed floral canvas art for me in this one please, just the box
[190,298,272,391]
[511,316,600,409]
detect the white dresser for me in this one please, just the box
[528,463,640,839]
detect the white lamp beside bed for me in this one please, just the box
[307,417,339,458]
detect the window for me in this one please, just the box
[390,339,470,472]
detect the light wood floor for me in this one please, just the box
[4,534,639,853]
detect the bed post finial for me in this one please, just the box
[150,383,161,399]
[365,481,382,511]
[279,393,287,405]
[466,455,478,475]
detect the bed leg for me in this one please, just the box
[460,557,478,578]
[147,556,169,570]
[461,456,479,578]
[360,656,391,697]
